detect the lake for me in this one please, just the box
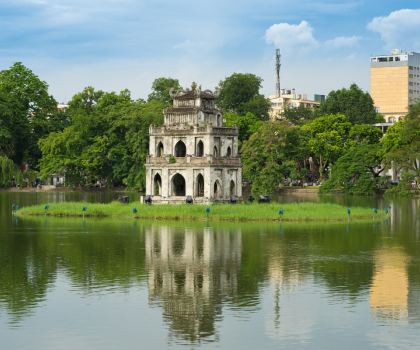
[1,191,419,349]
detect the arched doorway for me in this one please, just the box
[157,142,164,157]
[214,180,221,197]
[175,141,186,157]
[227,147,231,157]
[172,174,186,196]
[154,173,162,196]
[197,141,204,157]
[213,146,218,157]
[196,174,204,197]
[217,114,222,126]
[230,180,235,196]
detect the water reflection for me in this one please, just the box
[370,247,410,324]
[145,225,242,344]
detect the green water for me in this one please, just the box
[1,192,419,349]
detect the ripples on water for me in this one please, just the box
[1,192,420,349]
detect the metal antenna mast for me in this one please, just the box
[275,49,281,97]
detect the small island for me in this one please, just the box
[17,202,386,222]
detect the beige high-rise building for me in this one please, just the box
[371,50,420,123]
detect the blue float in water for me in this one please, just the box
[132,208,138,214]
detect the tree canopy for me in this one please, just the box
[315,83,377,125]
[216,73,270,121]
[148,77,182,104]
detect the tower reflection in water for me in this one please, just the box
[145,225,242,344]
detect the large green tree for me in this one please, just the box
[148,77,182,104]
[240,122,298,192]
[309,113,352,178]
[0,62,57,166]
[319,144,385,195]
[315,83,376,125]
[216,73,271,121]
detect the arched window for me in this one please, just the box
[214,180,221,197]
[196,174,204,197]
[197,141,204,157]
[227,147,231,157]
[154,173,162,196]
[175,141,186,157]
[157,142,164,157]
[213,146,218,157]
[230,180,235,196]
[217,114,222,126]
[172,174,186,196]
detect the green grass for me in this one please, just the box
[17,201,386,222]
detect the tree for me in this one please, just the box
[240,122,297,192]
[315,83,377,125]
[278,103,314,125]
[319,144,385,195]
[223,112,263,149]
[148,78,182,104]
[383,105,420,193]
[0,62,57,166]
[309,114,352,178]
[347,124,383,148]
[216,73,270,120]
[0,156,22,187]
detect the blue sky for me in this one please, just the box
[1,1,420,102]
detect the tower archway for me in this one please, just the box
[196,174,204,197]
[227,147,231,157]
[157,142,164,157]
[197,141,204,157]
[214,180,221,197]
[154,173,162,196]
[213,146,218,157]
[175,141,186,157]
[172,174,186,196]
[230,180,235,196]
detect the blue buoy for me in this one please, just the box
[132,208,138,214]
[346,208,351,215]
[45,204,49,216]
[82,206,87,219]
[206,207,211,220]
[15,205,19,211]
[387,205,391,209]
[373,208,377,219]
[12,203,15,209]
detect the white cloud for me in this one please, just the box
[324,35,362,49]
[366,9,420,50]
[264,21,320,54]
[173,40,204,53]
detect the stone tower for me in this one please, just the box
[145,84,242,204]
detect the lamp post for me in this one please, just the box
[206,207,210,221]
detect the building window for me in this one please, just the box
[409,66,414,70]
[389,57,393,61]
[378,57,387,62]
[409,82,414,86]
[409,74,413,78]
[409,90,413,94]
[395,57,400,61]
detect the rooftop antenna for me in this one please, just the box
[275,49,281,97]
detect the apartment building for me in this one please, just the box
[371,50,420,123]
[268,89,323,121]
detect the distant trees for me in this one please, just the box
[216,73,271,121]
[148,77,182,104]
[315,83,377,125]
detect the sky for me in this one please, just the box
[1,0,420,103]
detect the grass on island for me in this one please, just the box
[16,201,386,222]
